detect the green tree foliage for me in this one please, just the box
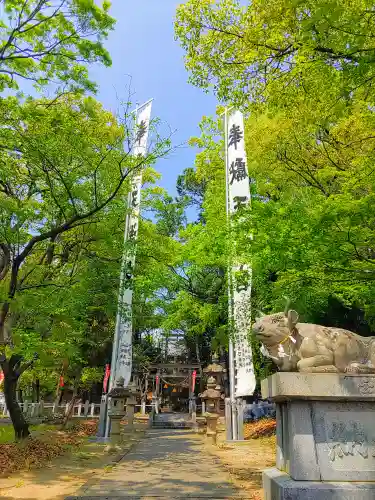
[176,0,375,333]
[140,117,230,365]
[0,94,170,438]
[175,0,375,107]
[0,0,114,92]
[176,167,207,221]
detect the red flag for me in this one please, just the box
[0,371,4,384]
[192,370,197,393]
[59,376,64,388]
[103,364,110,393]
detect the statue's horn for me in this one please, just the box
[283,296,291,316]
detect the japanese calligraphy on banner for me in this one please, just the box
[226,109,256,398]
[113,100,153,388]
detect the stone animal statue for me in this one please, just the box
[252,309,375,373]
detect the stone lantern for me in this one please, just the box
[107,377,129,437]
[202,352,225,414]
[199,375,221,444]
[125,379,139,429]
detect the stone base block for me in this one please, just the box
[263,468,375,500]
[262,374,375,482]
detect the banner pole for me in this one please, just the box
[224,107,237,440]
[101,100,153,438]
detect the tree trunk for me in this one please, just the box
[35,379,40,403]
[3,366,29,440]
[61,389,79,429]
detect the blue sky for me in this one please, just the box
[91,1,217,196]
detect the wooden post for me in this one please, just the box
[188,369,193,416]
[156,370,160,396]
[142,374,148,415]
[191,396,196,423]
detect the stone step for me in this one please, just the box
[152,421,193,429]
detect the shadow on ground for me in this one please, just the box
[0,427,146,500]
[66,429,242,499]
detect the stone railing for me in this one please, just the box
[0,401,154,420]
[0,400,102,419]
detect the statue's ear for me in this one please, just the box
[288,309,299,329]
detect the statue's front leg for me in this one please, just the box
[297,354,334,372]
[280,354,299,372]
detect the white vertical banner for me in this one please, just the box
[113,99,153,388]
[226,109,256,397]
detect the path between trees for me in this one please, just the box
[67,429,244,499]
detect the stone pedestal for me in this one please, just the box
[205,413,219,444]
[107,381,128,438]
[262,373,375,499]
[200,375,221,444]
[109,415,122,436]
[126,397,136,429]
[141,399,146,415]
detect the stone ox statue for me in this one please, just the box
[252,309,375,373]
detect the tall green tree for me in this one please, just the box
[0,0,114,92]
[176,0,375,332]
[0,94,170,438]
[175,0,375,107]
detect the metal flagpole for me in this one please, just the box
[224,107,237,441]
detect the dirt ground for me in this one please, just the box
[0,421,275,500]
[0,426,146,500]
[204,427,276,500]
